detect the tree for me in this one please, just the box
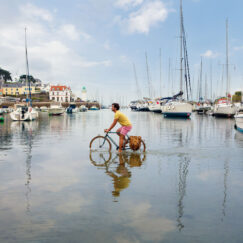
[0,67,12,81]
[232,91,242,103]
[19,74,36,83]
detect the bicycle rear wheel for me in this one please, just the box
[138,139,146,152]
[90,136,112,152]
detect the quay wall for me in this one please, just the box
[0,102,100,109]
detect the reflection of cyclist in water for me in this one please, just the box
[90,151,146,200]
[104,103,132,153]
[107,154,131,197]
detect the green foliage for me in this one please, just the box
[19,74,36,83]
[232,91,242,103]
[0,67,12,81]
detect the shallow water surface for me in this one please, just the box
[0,110,243,243]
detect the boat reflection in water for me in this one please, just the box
[177,156,190,231]
[90,152,146,201]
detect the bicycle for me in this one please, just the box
[89,132,146,152]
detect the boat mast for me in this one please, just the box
[210,62,213,100]
[132,63,141,99]
[145,52,151,98]
[168,58,171,96]
[25,28,31,103]
[205,74,207,101]
[199,57,203,102]
[226,19,229,98]
[159,48,162,97]
[179,0,183,93]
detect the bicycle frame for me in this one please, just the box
[104,132,130,151]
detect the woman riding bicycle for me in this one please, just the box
[104,103,132,153]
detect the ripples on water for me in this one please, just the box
[0,110,243,243]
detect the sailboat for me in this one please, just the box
[161,0,192,118]
[10,28,38,121]
[196,59,212,114]
[213,19,237,118]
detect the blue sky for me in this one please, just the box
[0,0,243,103]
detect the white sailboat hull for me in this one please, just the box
[161,102,192,118]
[235,113,243,132]
[48,107,65,116]
[148,104,161,113]
[10,108,38,121]
[213,104,236,117]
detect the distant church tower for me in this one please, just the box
[81,86,87,101]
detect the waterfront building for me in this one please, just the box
[81,86,87,101]
[2,83,23,96]
[49,85,71,102]
[2,83,39,96]
[40,83,51,93]
[21,85,40,95]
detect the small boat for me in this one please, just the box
[213,98,237,118]
[66,104,79,113]
[48,104,65,116]
[129,101,138,111]
[79,105,88,112]
[89,106,99,110]
[40,106,48,112]
[162,100,192,118]
[10,104,38,121]
[235,108,243,132]
[148,100,161,113]
[196,102,212,115]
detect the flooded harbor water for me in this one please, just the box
[0,110,243,243]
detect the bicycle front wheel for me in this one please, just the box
[90,136,112,152]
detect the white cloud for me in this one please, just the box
[104,40,111,50]
[233,46,243,51]
[201,50,218,58]
[19,3,53,22]
[124,1,169,34]
[0,3,109,84]
[116,0,144,8]
[58,24,91,41]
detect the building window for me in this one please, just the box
[57,97,59,101]
[52,97,55,100]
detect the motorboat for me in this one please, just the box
[148,100,161,113]
[48,104,65,116]
[66,104,79,113]
[89,106,99,110]
[234,108,243,132]
[196,102,212,114]
[10,104,38,121]
[40,106,48,112]
[79,105,88,112]
[129,101,138,111]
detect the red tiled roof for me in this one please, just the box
[51,85,70,91]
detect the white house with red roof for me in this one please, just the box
[49,85,71,102]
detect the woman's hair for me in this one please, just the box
[112,103,120,110]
